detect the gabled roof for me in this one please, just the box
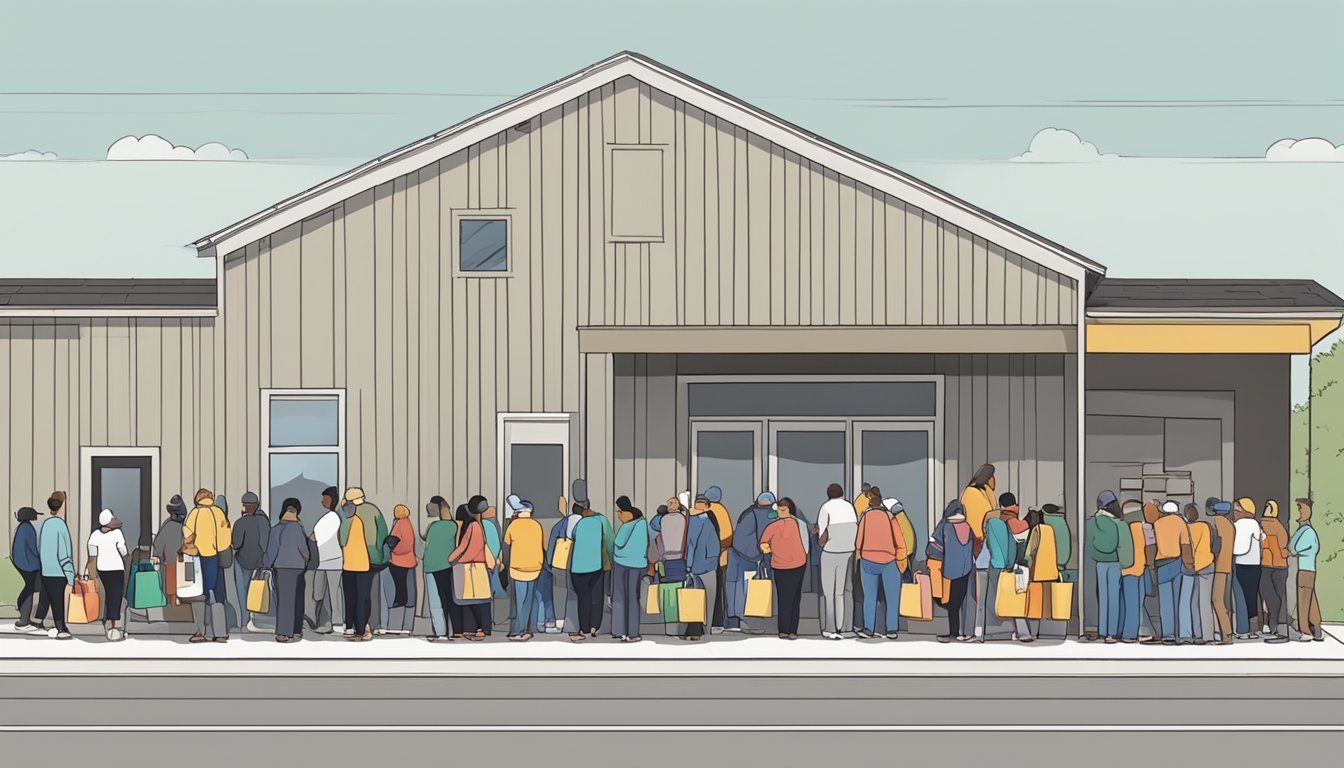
[0,278,217,317]
[192,51,1105,281]
[1087,278,1344,315]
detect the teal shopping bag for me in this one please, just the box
[130,563,167,609]
[658,581,680,622]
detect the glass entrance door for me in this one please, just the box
[853,422,934,566]
[500,417,570,526]
[690,422,762,517]
[91,455,154,552]
[768,421,849,526]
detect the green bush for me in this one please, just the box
[0,557,20,617]
[1291,339,1344,621]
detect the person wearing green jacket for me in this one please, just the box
[1087,490,1124,642]
[422,495,460,641]
[1289,498,1323,642]
[340,487,388,631]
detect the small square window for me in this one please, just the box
[459,219,508,272]
[269,396,340,447]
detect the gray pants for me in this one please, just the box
[611,564,643,638]
[557,569,579,631]
[1193,566,1214,642]
[681,570,718,637]
[311,569,343,632]
[380,567,417,633]
[192,599,227,638]
[819,551,854,635]
[963,568,987,637]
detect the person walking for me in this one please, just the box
[724,492,778,634]
[339,492,375,642]
[232,491,271,633]
[1185,504,1216,645]
[1086,491,1124,643]
[448,499,495,641]
[183,489,231,643]
[1288,498,1323,642]
[10,506,42,633]
[815,483,857,640]
[960,465,997,641]
[310,487,343,635]
[34,491,75,640]
[263,498,315,642]
[853,496,907,640]
[1258,500,1291,641]
[1209,500,1236,644]
[759,497,810,640]
[609,501,648,642]
[682,494,720,641]
[566,499,611,642]
[380,504,417,636]
[1152,500,1194,644]
[929,500,975,643]
[421,495,459,641]
[86,509,130,641]
[1231,497,1264,639]
[502,498,547,641]
[703,486,734,633]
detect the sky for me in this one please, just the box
[1,0,1342,400]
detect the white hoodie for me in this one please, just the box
[313,508,344,570]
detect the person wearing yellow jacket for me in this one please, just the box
[1259,500,1291,640]
[183,488,232,643]
[960,464,997,640]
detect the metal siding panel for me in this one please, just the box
[444,169,468,499]
[266,225,302,387]
[855,186,873,326]
[1023,354,1039,505]
[575,96,590,396]
[198,321,216,485]
[922,212,939,325]
[0,327,8,538]
[478,132,500,209]
[1044,267,1061,324]
[242,245,260,489]
[466,280,481,494]
[1004,251,1023,326]
[585,353,614,517]
[601,83,617,326]
[746,133,771,326]
[957,354,974,486]
[390,178,409,497]
[479,279,498,501]
[685,104,707,326]
[938,353,960,504]
[716,120,736,324]
[500,135,531,410]
[258,237,273,395]
[372,182,396,498]
[562,100,584,407]
[408,175,424,499]
[971,236,989,326]
[672,98,686,326]
[940,220,958,325]
[31,325,55,506]
[89,319,107,445]
[613,354,636,502]
[646,99,677,328]
[224,259,247,492]
[1061,275,1076,325]
[586,91,608,330]
[418,167,442,497]
[971,354,989,467]
[957,228,974,326]
[807,161,823,325]
[884,198,904,325]
[78,320,91,447]
[733,126,750,325]
[344,189,378,491]
[987,243,1007,325]
[871,192,885,325]
[106,320,133,444]
[55,325,75,514]
[1063,353,1078,519]
[180,322,197,487]
[613,76,639,144]
[541,106,564,410]
[648,354,680,498]
[904,206,921,324]
[1009,354,1025,496]
[837,176,857,325]
[823,168,841,325]
[1020,259,1040,325]
[769,143,786,326]
[159,322,182,501]
[299,213,336,389]
[1036,354,1066,504]
[702,112,722,325]
[988,355,1011,476]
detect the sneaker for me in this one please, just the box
[884,632,900,640]
[47,628,59,639]
[957,635,976,642]
[343,628,355,636]
[1161,638,1177,646]
[426,636,441,643]
[936,634,953,643]
[246,620,263,633]
[710,627,725,635]
[543,625,562,634]
[854,630,875,639]
[723,627,743,633]
[375,629,388,636]
[824,632,843,640]
[55,630,72,640]
[1105,637,1119,644]
[1294,634,1314,642]
[627,635,642,643]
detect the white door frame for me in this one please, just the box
[497,413,571,520]
[79,446,160,567]
[689,420,765,504]
[851,420,939,538]
[259,388,347,518]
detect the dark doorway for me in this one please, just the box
[90,455,154,550]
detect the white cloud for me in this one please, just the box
[106,135,249,161]
[1264,137,1344,162]
[0,149,59,161]
[1012,128,1117,162]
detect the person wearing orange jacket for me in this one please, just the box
[959,464,997,641]
[1258,500,1291,641]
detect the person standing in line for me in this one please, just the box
[1152,500,1194,645]
[929,500,975,643]
[1184,504,1216,645]
[448,499,494,640]
[421,495,459,641]
[609,501,648,642]
[702,486,734,634]
[1207,500,1236,644]
[152,495,189,612]
[1134,502,1163,643]
[545,495,575,634]
[759,497,810,640]
[724,492,778,634]
[981,505,1021,643]
[1258,500,1291,641]
[1086,491,1124,643]
[339,489,388,633]
[506,494,554,636]
[34,491,75,640]
[339,493,375,642]
[959,465,997,642]
[232,491,271,633]
[263,498,315,643]
[851,484,875,634]
[566,498,611,642]
[815,483,857,640]
[853,496,907,640]
[502,498,547,641]
[477,498,504,610]
[682,494,720,642]
[1039,504,1072,582]
[1231,497,1264,639]
[183,488,231,643]
[380,504,417,636]
[1288,498,1323,642]
[651,496,690,583]
[1117,503,1146,644]
[309,487,343,635]
[1000,494,1034,642]
[86,509,130,641]
[10,507,42,633]
[1022,509,1059,642]
[214,494,236,630]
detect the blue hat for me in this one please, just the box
[505,494,526,512]
[1096,490,1118,509]
[1212,501,1232,515]
[241,491,260,505]
[756,491,776,505]
[704,486,722,503]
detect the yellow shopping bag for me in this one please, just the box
[454,562,491,601]
[1047,581,1074,621]
[246,570,272,614]
[645,580,662,615]
[995,571,1028,618]
[550,538,572,570]
[744,572,774,618]
[898,573,933,620]
[677,582,707,623]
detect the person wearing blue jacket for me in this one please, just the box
[567,500,611,641]
[34,491,75,639]
[610,503,649,642]
[929,500,975,643]
[982,506,1030,642]
[679,496,721,641]
[10,507,42,633]
[263,497,316,643]
[724,492,778,633]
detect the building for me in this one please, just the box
[2,52,1340,630]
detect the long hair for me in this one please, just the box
[968,464,995,489]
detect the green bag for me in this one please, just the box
[658,581,681,622]
[130,564,167,609]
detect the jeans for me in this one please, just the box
[610,564,643,638]
[962,568,987,638]
[274,568,306,637]
[311,569,342,631]
[945,574,970,638]
[1120,573,1142,641]
[1260,567,1288,634]
[1233,563,1260,634]
[381,566,416,633]
[1155,558,1184,640]
[35,575,70,632]
[389,564,411,608]
[15,569,40,628]
[97,569,126,623]
[534,568,556,631]
[1192,566,1214,642]
[425,570,450,637]
[819,551,853,635]
[510,576,540,636]
[341,570,374,635]
[200,555,221,605]
[1176,571,1197,640]
[859,559,901,635]
[571,570,604,634]
[774,565,806,635]
[1095,561,1122,639]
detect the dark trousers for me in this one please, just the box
[15,569,40,627]
[572,570,604,633]
[1260,566,1288,631]
[97,569,126,622]
[461,603,490,634]
[428,568,460,637]
[35,576,69,632]
[712,563,727,628]
[342,570,374,635]
[946,574,971,638]
[1233,563,1261,634]
[275,568,307,637]
[389,564,412,608]
[774,565,806,635]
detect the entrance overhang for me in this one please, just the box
[579,325,1079,355]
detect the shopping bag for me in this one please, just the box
[550,537,572,570]
[1014,565,1029,594]
[744,571,774,618]
[1047,581,1075,621]
[1025,582,1045,620]
[995,571,1028,618]
[659,582,681,622]
[67,578,100,624]
[130,564,167,610]
[645,579,662,615]
[247,570,273,614]
[898,573,933,620]
[677,577,707,624]
[176,554,203,599]
[453,562,491,603]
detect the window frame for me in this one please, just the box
[452,210,514,277]
[605,144,672,243]
[260,389,347,515]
